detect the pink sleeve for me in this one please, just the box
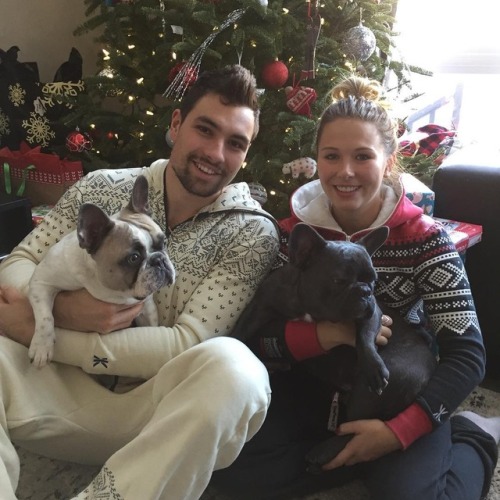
[284,320,326,361]
[385,402,434,449]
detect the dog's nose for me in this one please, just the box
[358,283,373,297]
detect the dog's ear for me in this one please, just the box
[77,203,115,254]
[289,223,327,268]
[127,175,151,216]
[356,226,389,256]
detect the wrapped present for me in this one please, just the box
[31,204,54,226]
[0,142,83,206]
[434,217,483,257]
[0,46,84,150]
[401,172,435,216]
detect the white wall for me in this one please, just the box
[0,0,100,82]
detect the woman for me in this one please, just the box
[213,76,499,500]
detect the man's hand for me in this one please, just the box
[0,286,145,348]
[53,289,145,334]
[0,287,36,347]
[322,418,402,470]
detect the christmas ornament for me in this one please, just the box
[285,85,317,117]
[399,124,455,158]
[97,68,122,96]
[247,182,268,205]
[342,23,376,61]
[66,129,92,153]
[163,8,246,100]
[282,157,317,179]
[168,62,198,87]
[260,61,289,89]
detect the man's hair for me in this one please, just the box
[179,64,260,139]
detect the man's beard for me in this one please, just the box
[173,156,228,198]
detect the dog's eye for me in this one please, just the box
[127,252,141,264]
[331,278,346,285]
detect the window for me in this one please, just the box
[393,0,500,147]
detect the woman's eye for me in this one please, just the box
[356,153,372,161]
[325,153,339,160]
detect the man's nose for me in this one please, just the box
[205,138,225,162]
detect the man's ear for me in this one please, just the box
[169,109,182,142]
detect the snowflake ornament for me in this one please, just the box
[22,112,56,147]
[8,83,26,107]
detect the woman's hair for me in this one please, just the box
[179,64,260,140]
[316,76,398,161]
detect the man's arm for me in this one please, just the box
[1,213,279,380]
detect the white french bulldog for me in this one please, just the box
[28,174,175,368]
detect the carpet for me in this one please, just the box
[15,387,500,500]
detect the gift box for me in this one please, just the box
[434,217,483,258]
[402,172,435,216]
[0,46,84,150]
[31,204,55,226]
[0,143,83,206]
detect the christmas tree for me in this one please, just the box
[61,0,413,218]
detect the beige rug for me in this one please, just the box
[15,387,500,500]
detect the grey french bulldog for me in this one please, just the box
[231,223,436,471]
[28,175,175,368]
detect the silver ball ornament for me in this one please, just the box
[342,24,376,61]
[247,182,268,206]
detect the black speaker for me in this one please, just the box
[0,194,33,260]
[433,160,500,379]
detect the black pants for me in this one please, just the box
[211,368,498,500]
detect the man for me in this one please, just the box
[0,65,279,499]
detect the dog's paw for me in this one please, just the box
[305,434,354,473]
[28,339,54,368]
[365,359,390,395]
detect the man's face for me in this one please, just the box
[168,93,255,199]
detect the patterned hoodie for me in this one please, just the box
[256,177,485,449]
[0,159,280,388]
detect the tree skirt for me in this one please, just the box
[15,387,500,500]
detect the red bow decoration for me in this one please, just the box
[399,124,455,157]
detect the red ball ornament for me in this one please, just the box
[66,129,92,153]
[261,60,289,89]
[168,61,198,87]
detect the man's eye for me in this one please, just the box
[197,125,211,135]
[229,140,245,151]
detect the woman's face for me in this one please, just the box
[316,117,393,234]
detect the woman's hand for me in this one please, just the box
[316,315,393,351]
[53,289,144,334]
[322,418,402,469]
